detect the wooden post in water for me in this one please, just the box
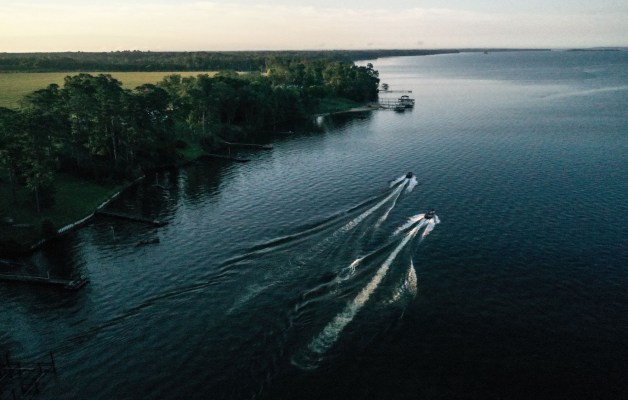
[50,352,56,373]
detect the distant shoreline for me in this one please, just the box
[0,49,459,73]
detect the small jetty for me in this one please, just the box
[95,210,167,227]
[377,96,415,111]
[378,89,412,94]
[376,86,415,111]
[0,272,89,290]
[1,352,57,399]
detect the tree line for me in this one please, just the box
[0,58,380,213]
[0,50,457,72]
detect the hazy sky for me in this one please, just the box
[1,0,626,52]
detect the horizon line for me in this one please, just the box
[2,46,627,55]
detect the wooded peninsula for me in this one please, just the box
[1,51,430,254]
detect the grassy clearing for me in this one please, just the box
[0,140,202,253]
[0,172,124,252]
[316,97,362,114]
[0,71,217,108]
[178,139,206,162]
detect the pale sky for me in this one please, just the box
[0,0,626,52]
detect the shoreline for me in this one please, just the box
[55,175,145,237]
[1,102,375,257]
[0,176,145,256]
[316,102,379,117]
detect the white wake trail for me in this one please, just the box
[389,175,406,188]
[394,214,425,236]
[407,261,418,298]
[376,184,405,227]
[421,215,440,239]
[297,184,406,263]
[337,256,364,281]
[304,224,422,359]
[406,176,418,192]
[387,260,418,304]
[340,183,405,234]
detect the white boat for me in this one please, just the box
[398,95,415,108]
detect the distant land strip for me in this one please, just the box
[0,50,463,72]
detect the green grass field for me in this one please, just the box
[316,97,362,114]
[0,139,206,253]
[0,71,217,108]
[0,172,124,252]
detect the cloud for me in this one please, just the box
[0,1,626,51]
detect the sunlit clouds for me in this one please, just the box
[0,1,626,51]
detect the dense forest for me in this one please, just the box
[0,57,380,217]
[0,50,457,72]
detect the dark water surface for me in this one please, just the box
[2,51,627,399]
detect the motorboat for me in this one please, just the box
[406,172,413,179]
[424,209,436,220]
[398,95,415,108]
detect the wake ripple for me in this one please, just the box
[293,222,425,370]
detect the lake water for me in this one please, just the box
[2,50,627,399]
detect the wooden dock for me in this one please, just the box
[95,210,167,227]
[377,99,406,111]
[0,272,89,290]
[378,90,412,93]
[377,97,415,111]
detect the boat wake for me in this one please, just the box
[390,172,419,193]
[386,260,418,305]
[292,210,439,370]
[86,173,437,382]
[25,173,440,399]
[223,174,420,313]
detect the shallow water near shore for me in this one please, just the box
[2,50,627,399]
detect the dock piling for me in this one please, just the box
[49,352,56,374]
[0,272,89,290]
[2,352,58,399]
